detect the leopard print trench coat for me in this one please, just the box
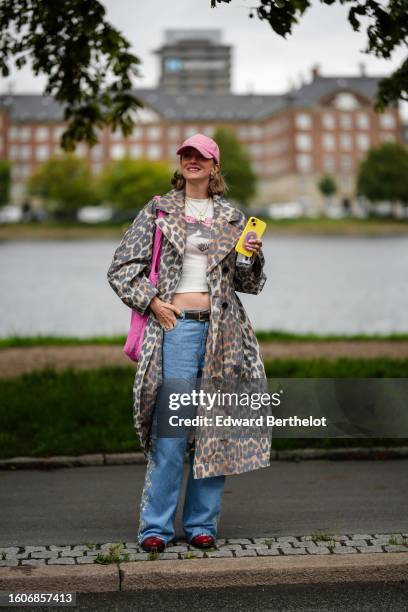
[107,187,271,478]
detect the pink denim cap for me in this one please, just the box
[176,133,220,164]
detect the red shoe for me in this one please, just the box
[190,534,215,549]
[141,536,166,553]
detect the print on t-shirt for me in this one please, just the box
[185,215,212,254]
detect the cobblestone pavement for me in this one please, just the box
[1,533,407,566]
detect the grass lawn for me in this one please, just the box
[0,357,407,460]
[1,331,408,349]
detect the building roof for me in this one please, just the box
[0,75,387,124]
[292,74,384,107]
[0,93,65,122]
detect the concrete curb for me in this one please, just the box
[1,446,408,470]
[1,553,407,593]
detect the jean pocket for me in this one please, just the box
[164,317,180,333]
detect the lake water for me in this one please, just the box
[0,235,407,337]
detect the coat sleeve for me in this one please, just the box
[233,213,267,295]
[107,197,160,315]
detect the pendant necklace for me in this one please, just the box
[187,197,211,222]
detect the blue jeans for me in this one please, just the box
[137,313,226,544]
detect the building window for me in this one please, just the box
[340,155,352,172]
[356,113,369,130]
[340,113,352,129]
[322,113,335,130]
[110,144,125,159]
[20,145,32,160]
[8,126,18,141]
[53,126,65,140]
[238,125,248,139]
[147,126,161,140]
[75,143,88,157]
[202,125,214,136]
[131,126,143,139]
[250,125,262,139]
[36,145,50,161]
[295,113,312,130]
[12,164,32,179]
[322,133,336,151]
[252,161,264,174]
[357,133,370,151]
[248,143,263,157]
[35,126,49,141]
[340,134,352,150]
[146,144,162,159]
[17,126,31,141]
[130,144,142,158]
[296,153,312,173]
[379,113,396,129]
[167,126,180,141]
[110,129,124,142]
[333,92,359,110]
[184,125,198,138]
[323,155,335,172]
[9,145,19,160]
[90,145,103,161]
[296,133,312,151]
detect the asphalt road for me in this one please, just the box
[1,460,407,547]
[7,584,408,612]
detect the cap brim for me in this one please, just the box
[176,145,213,159]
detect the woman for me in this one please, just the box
[107,133,270,553]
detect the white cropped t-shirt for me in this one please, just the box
[174,196,214,294]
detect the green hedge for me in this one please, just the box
[0,358,407,460]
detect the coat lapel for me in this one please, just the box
[154,189,242,268]
[154,189,186,258]
[207,195,242,274]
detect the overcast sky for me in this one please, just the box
[4,0,407,117]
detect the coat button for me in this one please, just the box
[222,301,228,309]
[222,265,229,274]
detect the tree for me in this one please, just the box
[318,174,338,213]
[0,160,11,206]
[0,0,143,151]
[98,158,171,212]
[28,154,100,217]
[357,142,408,209]
[213,127,256,205]
[211,0,407,111]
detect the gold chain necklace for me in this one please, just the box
[186,197,212,222]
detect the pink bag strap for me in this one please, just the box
[150,196,167,279]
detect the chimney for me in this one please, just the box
[359,62,366,77]
[311,64,320,80]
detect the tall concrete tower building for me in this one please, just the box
[154,29,231,93]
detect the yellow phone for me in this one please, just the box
[235,217,267,257]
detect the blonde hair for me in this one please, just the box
[171,164,228,196]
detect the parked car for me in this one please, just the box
[324,206,346,219]
[267,202,304,219]
[0,205,23,223]
[77,206,113,223]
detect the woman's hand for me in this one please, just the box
[149,297,182,331]
[244,238,262,255]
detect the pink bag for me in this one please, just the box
[123,197,167,362]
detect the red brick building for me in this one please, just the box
[0,66,403,211]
